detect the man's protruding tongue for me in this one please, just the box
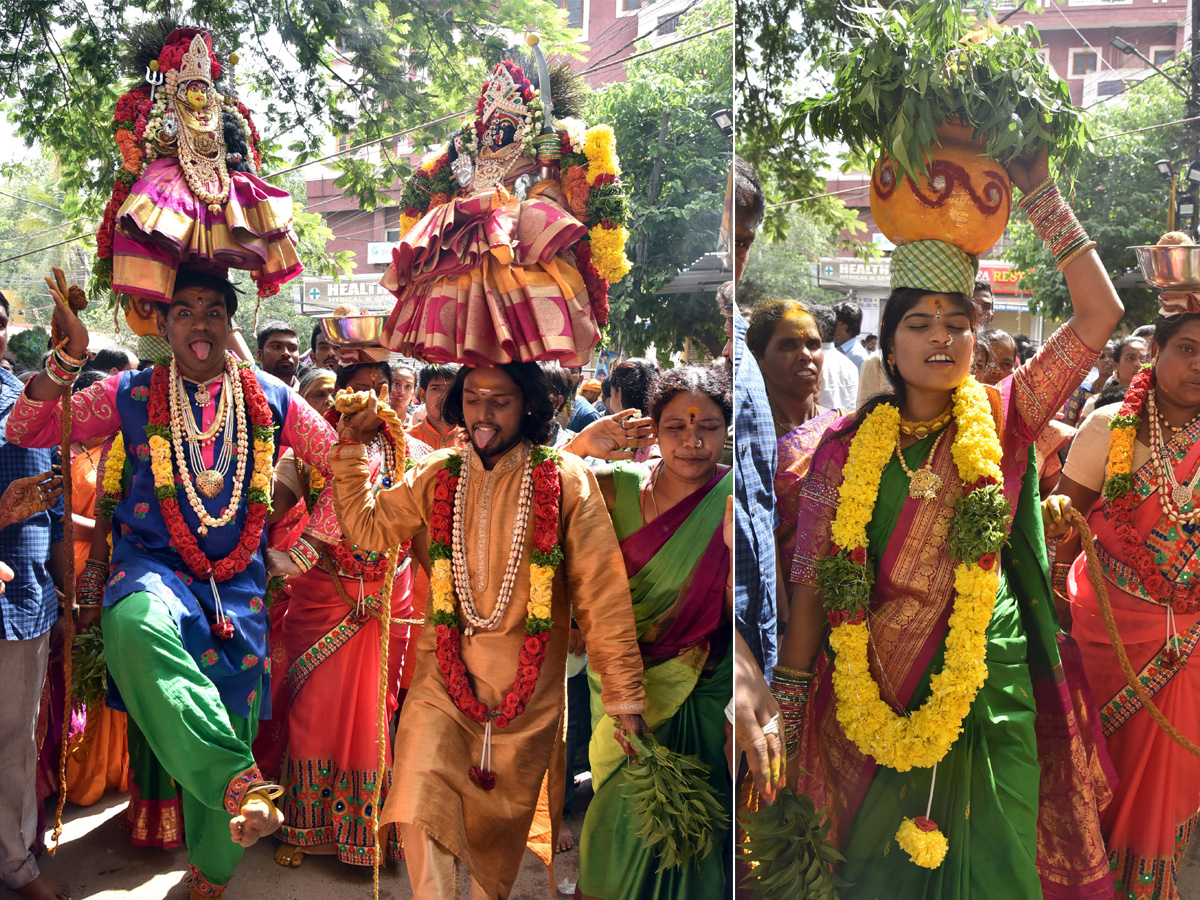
[190,340,213,361]
[474,425,498,450]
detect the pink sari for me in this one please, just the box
[1069,419,1200,899]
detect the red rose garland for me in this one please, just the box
[1103,369,1200,614]
[428,449,562,744]
[146,363,273,587]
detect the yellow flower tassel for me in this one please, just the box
[896,816,948,869]
[896,760,948,869]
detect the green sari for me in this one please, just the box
[577,462,732,900]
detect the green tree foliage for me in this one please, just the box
[1004,73,1188,329]
[9,325,48,368]
[590,0,732,358]
[737,207,842,307]
[0,0,580,213]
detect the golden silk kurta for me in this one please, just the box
[330,441,645,897]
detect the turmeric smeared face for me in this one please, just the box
[183,81,209,112]
[686,406,700,425]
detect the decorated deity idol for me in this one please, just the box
[381,37,631,366]
[94,22,301,333]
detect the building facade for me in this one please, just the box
[301,0,688,312]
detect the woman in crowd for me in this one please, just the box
[1045,300,1200,900]
[270,361,429,869]
[745,298,841,623]
[778,152,1123,898]
[297,367,336,412]
[577,365,732,900]
[980,328,1075,496]
[608,358,661,462]
[1079,335,1147,422]
[1062,340,1116,426]
[62,370,130,806]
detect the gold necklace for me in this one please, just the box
[899,405,953,437]
[894,428,949,501]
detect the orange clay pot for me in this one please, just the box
[123,295,159,336]
[870,122,1012,258]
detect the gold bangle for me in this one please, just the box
[772,664,815,682]
[1056,240,1097,272]
[1017,174,1056,209]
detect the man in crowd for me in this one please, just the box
[0,285,70,900]
[256,321,300,388]
[390,361,417,427]
[566,367,601,432]
[10,268,341,900]
[832,301,868,372]
[304,323,339,370]
[331,361,645,899]
[728,157,784,803]
[406,363,469,450]
[861,333,877,354]
[578,378,602,406]
[973,279,995,328]
[813,305,858,411]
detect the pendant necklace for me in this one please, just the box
[894,428,949,501]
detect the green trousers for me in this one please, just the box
[104,591,262,893]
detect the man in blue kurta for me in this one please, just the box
[8,269,339,899]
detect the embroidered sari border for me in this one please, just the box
[1099,618,1200,737]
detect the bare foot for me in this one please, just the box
[230,795,283,848]
[556,824,574,853]
[275,844,305,868]
[15,874,70,900]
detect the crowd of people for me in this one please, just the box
[733,137,1200,899]
[0,267,734,900]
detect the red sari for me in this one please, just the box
[1068,419,1200,899]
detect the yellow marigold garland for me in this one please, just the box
[96,433,127,522]
[588,223,632,284]
[583,125,619,185]
[818,376,1009,870]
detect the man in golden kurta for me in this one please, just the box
[331,361,646,899]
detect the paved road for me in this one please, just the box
[26,790,1200,899]
[31,794,583,900]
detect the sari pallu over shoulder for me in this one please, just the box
[587,462,731,791]
[790,324,1113,899]
[1068,413,1200,887]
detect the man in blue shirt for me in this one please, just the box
[727,158,785,803]
[833,301,869,372]
[566,367,601,432]
[0,287,70,900]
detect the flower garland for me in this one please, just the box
[93,50,264,301]
[146,359,275,589]
[816,376,1009,868]
[391,73,630,328]
[1102,367,1200,614]
[96,433,127,524]
[426,446,562,788]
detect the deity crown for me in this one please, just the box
[480,63,530,125]
[177,34,215,86]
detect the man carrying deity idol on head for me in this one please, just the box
[379,35,632,368]
[93,20,301,337]
[8,262,339,900]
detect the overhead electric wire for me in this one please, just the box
[0,189,63,212]
[1,20,724,264]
